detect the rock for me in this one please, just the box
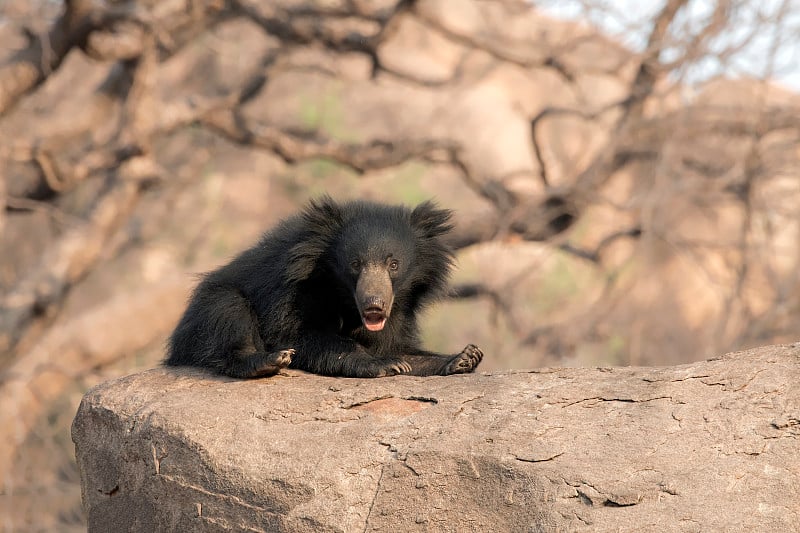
[72,344,800,532]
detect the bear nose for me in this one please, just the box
[364,296,385,311]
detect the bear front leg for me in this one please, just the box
[290,335,412,377]
[319,353,412,378]
[363,358,413,377]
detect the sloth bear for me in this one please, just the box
[165,197,483,378]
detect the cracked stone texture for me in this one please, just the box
[72,344,800,532]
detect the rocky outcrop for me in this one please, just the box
[72,344,800,532]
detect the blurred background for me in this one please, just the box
[1,0,798,530]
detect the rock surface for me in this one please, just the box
[72,344,800,532]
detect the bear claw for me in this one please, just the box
[376,359,412,377]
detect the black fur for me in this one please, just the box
[165,197,483,378]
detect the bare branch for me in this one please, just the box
[0,179,142,358]
[0,0,86,114]
[559,226,643,264]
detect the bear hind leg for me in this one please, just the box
[224,349,294,379]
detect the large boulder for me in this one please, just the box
[72,344,800,532]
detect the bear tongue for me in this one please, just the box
[363,312,386,331]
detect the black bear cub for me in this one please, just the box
[165,197,483,378]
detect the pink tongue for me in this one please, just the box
[364,316,386,331]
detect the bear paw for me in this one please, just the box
[445,344,483,374]
[254,349,294,376]
[274,349,294,367]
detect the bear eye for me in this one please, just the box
[389,259,399,271]
[350,260,361,271]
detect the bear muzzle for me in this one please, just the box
[355,265,394,332]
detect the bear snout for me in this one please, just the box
[363,296,386,312]
[355,265,394,332]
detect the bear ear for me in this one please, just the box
[410,201,453,239]
[303,195,344,231]
[286,196,344,283]
[286,238,327,283]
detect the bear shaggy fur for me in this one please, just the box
[165,197,483,378]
